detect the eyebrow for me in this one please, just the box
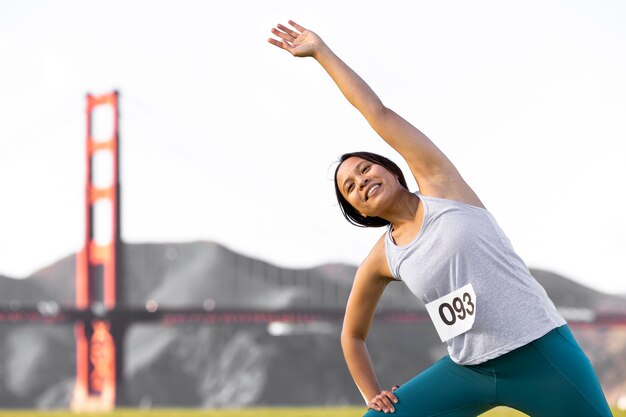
[341,160,367,192]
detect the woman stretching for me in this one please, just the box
[268,20,612,417]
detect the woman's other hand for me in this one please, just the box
[268,20,324,58]
[367,386,399,413]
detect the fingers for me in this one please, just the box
[268,20,305,45]
[368,390,398,413]
[267,21,302,55]
[277,23,300,40]
[288,20,306,33]
[267,20,313,57]
[271,27,296,43]
[267,38,291,52]
[391,384,400,392]
[387,389,399,404]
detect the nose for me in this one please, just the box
[357,177,369,191]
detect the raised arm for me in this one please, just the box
[340,240,399,413]
[269,20,479,203]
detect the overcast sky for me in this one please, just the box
[1,0,625,294]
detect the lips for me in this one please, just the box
[365,183,381,201]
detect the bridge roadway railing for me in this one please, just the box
[1,306,626,326]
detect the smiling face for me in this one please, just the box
[336,156,402,219]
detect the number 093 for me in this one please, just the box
[438,292,475,326]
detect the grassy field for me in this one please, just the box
[0,407,625,417]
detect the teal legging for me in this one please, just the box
[364,325,612,417]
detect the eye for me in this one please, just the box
[347,183,355,193]
[362,165,371,173]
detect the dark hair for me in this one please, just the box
[333,151,409,228]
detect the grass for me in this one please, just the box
[0,407,625,417]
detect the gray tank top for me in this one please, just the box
[385,192,565,365]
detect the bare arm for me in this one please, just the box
[313,42,454,186]
[269,20,481,205]
[340,239,399,413]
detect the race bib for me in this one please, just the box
[425,283,476,343]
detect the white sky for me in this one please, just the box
[1,0,625,294]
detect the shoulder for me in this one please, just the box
[357,232,394,282]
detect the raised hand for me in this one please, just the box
[267,20,324,58]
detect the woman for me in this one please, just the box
[268,21,612,417]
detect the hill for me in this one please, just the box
[0,242,625,408]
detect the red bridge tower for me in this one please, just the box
[72,91,123,411]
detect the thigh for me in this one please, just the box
[363,356,497,417]
[495,325,613,417]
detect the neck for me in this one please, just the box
[381,189,419,230]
